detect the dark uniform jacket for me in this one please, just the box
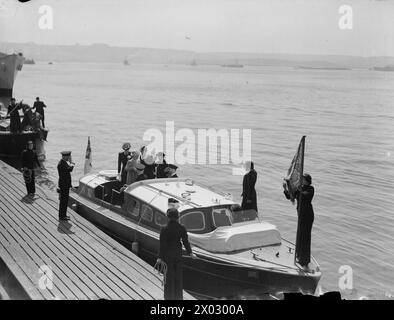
[284,185,314,218]
[7,104,22,132]
[21,149,40,169]
[140,158,156,179]
[118,151,131,174]
[156,161,168,178]
[57,159,74,190]
[33,101,46,116]
[241,169,257,211]
[159,220,192,261]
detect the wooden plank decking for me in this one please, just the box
[0,160,194,300]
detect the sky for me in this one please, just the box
[0,0,393,56]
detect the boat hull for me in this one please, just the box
[0,53,24,100]
[70,191,320,298]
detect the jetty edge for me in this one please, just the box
[0,160,194,300]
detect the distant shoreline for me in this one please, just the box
[2,41,394,69]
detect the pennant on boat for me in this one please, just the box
[285,136,305,202]
[84,136,92,175]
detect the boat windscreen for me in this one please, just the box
[212,207,259,227]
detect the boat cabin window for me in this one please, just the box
[126,197,140,217]
[212,208,232,227]
[231,208,259,223]
[155,211,167,227]
[211,207,258,226]
[179,211,205,232]
[141,205,153,222]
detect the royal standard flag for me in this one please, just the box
[84,136,92,175]
[285,136,305,202]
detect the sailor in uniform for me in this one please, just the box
[283,173,315,269]
[241,161,258,212]
[21,140,43,197]
[32,97,47,128]
[57,151,74,221]
[157,208,196,300]
[118,142,131,184]
[7,98,22,133]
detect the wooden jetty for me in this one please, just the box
[0,160,194,300]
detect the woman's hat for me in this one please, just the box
[122,142,131,150]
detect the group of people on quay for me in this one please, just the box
[17,136,315,299]
[117,143,178,186]
[3,97,47,139]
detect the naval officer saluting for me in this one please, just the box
[57,151,75,221]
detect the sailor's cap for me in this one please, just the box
[122,142,131,150]
[61,151,72,156]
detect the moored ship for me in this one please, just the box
[0,52,48,160]
[69,171,321,298]
[0,52,24,102]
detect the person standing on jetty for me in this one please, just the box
[118,142,131,184]
[241,161,258,212]
[157,208,196,300]
[21,141,43,197]
[57,151,75,221]
[7,98,22,133]
[283,173,315,269]
[32,97,47,128]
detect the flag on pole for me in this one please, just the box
[285,136,305,203]
[84,136,92,175]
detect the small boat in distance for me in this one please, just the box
[296,66,351,71]
[123,58,129,65]
[24,58,36,65]
[222,59,244,68]
[373,65,394,72]
[69,172,321,298]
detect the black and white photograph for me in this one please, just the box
[0,0,393,305]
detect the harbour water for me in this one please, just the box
[13,62,394,300]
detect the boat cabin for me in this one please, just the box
[78,170,282,253]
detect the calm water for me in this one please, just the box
[13,62,394,300]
